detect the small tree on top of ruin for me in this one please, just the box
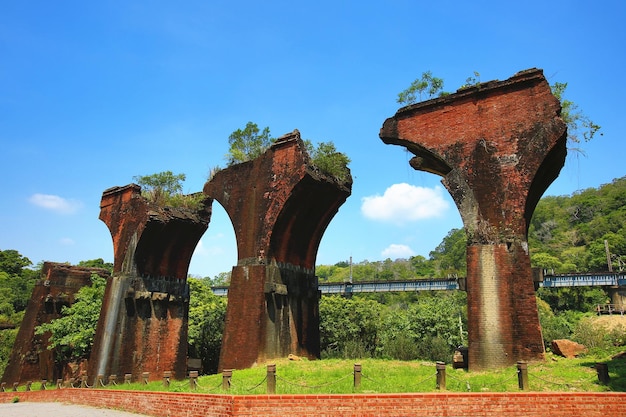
[133,170,203,209]
[397,71,445,105]
[226,121,274,165]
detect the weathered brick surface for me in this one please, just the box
[3,389,626,417]
[204,131,351,371]
[88,185,211,383]
[380,68,567,369]
[1,263,109,385]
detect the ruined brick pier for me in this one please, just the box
[380,69,567,369]
[204,130,352,371]
[88,185,211,382]
[1,262,110,385]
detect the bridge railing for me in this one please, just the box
[210,272,625,296]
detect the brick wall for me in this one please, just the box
[3,389,625,417]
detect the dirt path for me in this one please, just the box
[0,402,151,417]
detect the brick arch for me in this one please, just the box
[88,184,212,383]
[204,130,352,370]
[380,68,567,369]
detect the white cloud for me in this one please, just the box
[381,244,415,259]
[361,183,449,225]
[193,239,226,257]
[29,193,82,214]
[59,237,75,245]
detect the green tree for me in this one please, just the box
[187,277,227,374]
[319,295,382,358]
[397,71,445,105]
[35,273,106,363]
[226,121,274,165]
[0,249,38,314]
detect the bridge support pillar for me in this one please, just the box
[608,287,626,310]
[380,69,567,369]
[204,130,351,371]
[88,185,211,383]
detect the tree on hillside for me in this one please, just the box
[429,228,467,277]
[397,71,445,105]
[529,176,626,272]
[226,122,274,165]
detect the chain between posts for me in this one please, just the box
[3,360,612,393]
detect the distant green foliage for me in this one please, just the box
[187,277,227,374]
[529,176,626,272]
[0,328,18,378]
[319,296,382,358]
[35,273,106,363]
[133,171,203,209]
[319,292,466,362]
[305,140,351,183]
[428,228,467,277]
[0,250,38,323]
[397,71,445,105]
[226,121,274,166]
[78,258,113,272]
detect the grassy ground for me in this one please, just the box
[94,348,626,395]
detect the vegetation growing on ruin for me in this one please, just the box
[133,171,205,209]
[304,140,351,183]
[226,121,274,165]
[225,121,351,183]
[397,71,445,105]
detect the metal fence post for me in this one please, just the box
[517,361,529,390]
[267,364,276,394]
[436,362,446,390]
[353,364,362,389]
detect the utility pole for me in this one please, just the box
[605,240,613,272]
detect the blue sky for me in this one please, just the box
[1,1,624,278]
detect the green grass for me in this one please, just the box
[92,348,626,395]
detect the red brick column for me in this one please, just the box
[89,185,211,382]
[380,68,567,369]
[204,131,351,371]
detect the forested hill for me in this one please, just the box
[318,176,626,282]
[529,176,626,273]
